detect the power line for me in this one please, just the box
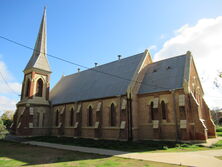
[1,35,222,103]
[0,35,174,91]
[205,95,222,99]
[0,70,20,96]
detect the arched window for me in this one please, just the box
[70,108,74,126]
[110,103,116,126]
[55,110,59,126]
[161,101,167,120]
[25,79,31,97]
[36,78,43,97]
[88,106,93,126]
[150,102,154,120]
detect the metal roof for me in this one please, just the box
[138,54,189,94]
[50,53,145,105]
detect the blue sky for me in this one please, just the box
[0,0,222,114]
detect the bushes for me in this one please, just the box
[1,110,14,129]
[0,119,7,139]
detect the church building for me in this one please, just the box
[12,9,216,142]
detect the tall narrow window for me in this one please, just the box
[70,108,74,126]
[25,79,31,97]
[88,106,93,126]
[55,110,59,126]
[150,102,154,120]
[179,106,186,120]
[161,101,167,120]
[110,103,116,126]
[36,112,40,127]
[36,78,43,97]
[42,113,45,127]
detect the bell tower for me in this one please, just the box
[13,8,52,136]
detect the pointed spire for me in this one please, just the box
[24,7,51,73]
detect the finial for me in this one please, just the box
[186,50,192,56]
[77,68,80,72]
[94,62,98,67]
[118,55,121,60]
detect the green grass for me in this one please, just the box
[216,126,222,132]
[26,126,222,153]
[216,126,222,137]
[0,140,183,167]
[27,136,186,152]
[211,139,222,147]
[217,132,222,137]
[27,136,213,153]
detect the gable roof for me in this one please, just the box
[24,8,51,73]
[50,52,145,105]
[138,54,189,94]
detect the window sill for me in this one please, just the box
[103,127,120,130]
[82,126,96,129]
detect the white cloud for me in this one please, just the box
[154,16,222,109]
[0,96,17,113]
[148,45,157,51]
[0,59,21,113]
[0,60,21,94]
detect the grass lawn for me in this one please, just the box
[216,126,222,137]
[0,140,183,167]
[27,134,222,153]
[26,126,222,153]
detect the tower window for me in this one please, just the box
[36,78,43,97]
[88,106,93,126]
[110,103,116,126]
[25,79,31,97]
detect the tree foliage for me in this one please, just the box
[0,118,7,139]
[1,110,14,129]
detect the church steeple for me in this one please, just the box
[13,8,52,137]
[20,8,51,101]
[24,7,51,73]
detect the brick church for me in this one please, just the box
[12,9,216,142]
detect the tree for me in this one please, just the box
[0,118,6,139]
[1,110,14,129]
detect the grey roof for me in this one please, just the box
[24,8,51,72]
[138,54,189,94]
[50,53,145,105]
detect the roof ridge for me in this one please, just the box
[63,52,144,78]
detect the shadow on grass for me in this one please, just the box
[26,136,198,153]
[0,140,110,166]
